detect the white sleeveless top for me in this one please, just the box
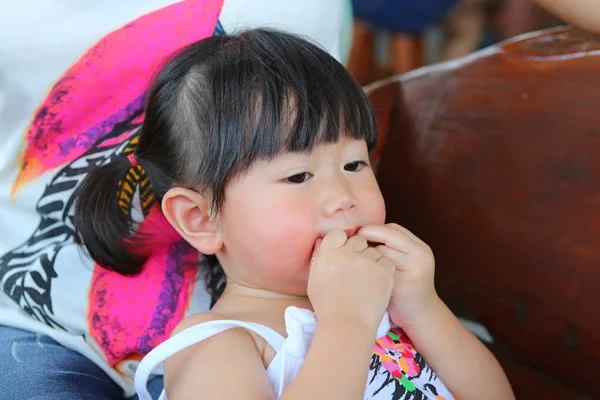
[135,307,454,400]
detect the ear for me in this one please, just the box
[161,187,222,255]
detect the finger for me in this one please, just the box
[376,245,409,271]
[385,223,425,244]
[320,230,348,251]
[358,225,417,253]
[345,235,368,252]
[362,247,382,261]
[376,255,396,271]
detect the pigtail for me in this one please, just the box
[73,154,147,275]
[204,254,226,305]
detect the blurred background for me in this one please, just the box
[346,0,561,85]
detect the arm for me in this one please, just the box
[403,297,514,400]
[358,224,514,399]
[534,0,600,33]
[164,316,275,400]
[164,315,377,400]
[281,319,376,400]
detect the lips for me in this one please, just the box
[344,227,359,237]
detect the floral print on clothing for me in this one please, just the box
[374,330,421,389]
[366,327,451,399]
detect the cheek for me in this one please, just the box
[253,203,316,263]
[223,197,316,272]
[361,180,387,226]
[370,193,386,225]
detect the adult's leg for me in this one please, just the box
[0,325,124,400]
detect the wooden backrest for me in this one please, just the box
[368,27,600,399]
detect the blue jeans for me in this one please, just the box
[0,326,164,400]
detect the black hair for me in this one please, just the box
[73,28,377,298]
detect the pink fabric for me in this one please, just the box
[89,206,199,366]
[13,0,224,196]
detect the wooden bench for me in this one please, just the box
[367,26,600,399]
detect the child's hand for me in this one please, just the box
[358,224,438,329]
[308,230,395,332]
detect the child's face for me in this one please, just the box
[215,136,386,295]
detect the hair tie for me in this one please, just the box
[127,153,138,168]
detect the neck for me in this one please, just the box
[210,280,313,336]
[212,280,312,314]
[221,280,308,301]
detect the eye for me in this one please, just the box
[285,172,312,184]
[344,161,367,172]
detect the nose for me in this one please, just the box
[322,178,358,217]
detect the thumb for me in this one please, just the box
[320,229,348,251]
[311,230,347,269]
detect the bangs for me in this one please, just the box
[207,30,377,174]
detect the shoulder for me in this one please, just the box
[169,311,264,356]
[171,310,273,363]
[171,311,228,336]
[164,312,274,399]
